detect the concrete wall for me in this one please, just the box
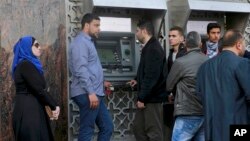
[0,0,68,140]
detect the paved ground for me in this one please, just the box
[72,135,136,141]
[111,135,136,141]
[71,125,172,141]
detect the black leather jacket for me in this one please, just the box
[167,43,187,72]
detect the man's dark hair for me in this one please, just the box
[207,23,221,34]
[169,26,184,37]
[81,13,100,29]
[137,20,154,36]
[222,29,243,48]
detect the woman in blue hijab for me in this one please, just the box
[11,36,60,141]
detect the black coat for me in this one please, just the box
[167,43,186,72]
[197,50,250,141]
[136,37,167,103]
[13,60,57,141]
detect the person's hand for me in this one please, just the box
[51,106,60,120]
[127,80,137,87]
[136,101,146,109]
[89,93,99,109]
[104,81,114,95]
[168,93,174,104]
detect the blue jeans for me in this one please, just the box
[72,94,113,141]
[172,116,204,141]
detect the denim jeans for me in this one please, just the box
[172,116,204,141]
[72,94,113,141]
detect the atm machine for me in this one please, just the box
[167,0,250,40]
[68,0,167,140]
[95,32,139,82]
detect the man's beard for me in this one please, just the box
[239,49,245,57]
[90,32,98,39]
[138,37,145,44]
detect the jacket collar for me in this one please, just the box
[144,36,156,46]
[186,47,201,54]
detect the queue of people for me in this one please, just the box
[10,12,250,141]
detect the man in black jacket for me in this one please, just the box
[128,20,167,141]
[167,26,186,72]
[165,26,187,141]
[167,31,208,141]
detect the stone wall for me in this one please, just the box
[0,0,67,141]
[244,16,250,50]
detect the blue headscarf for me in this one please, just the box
[11,36,43,77]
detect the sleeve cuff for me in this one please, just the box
[87,87,95,95]
[137,96,145,103]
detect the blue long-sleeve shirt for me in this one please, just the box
[68,31,104,97]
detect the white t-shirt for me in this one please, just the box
[172,52,177,61]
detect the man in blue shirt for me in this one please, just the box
[68,13,113,141]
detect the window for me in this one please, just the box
[100,17,131,32]
[187,21,217,35]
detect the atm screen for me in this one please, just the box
[96,48,115,63]
[95,32,138,78]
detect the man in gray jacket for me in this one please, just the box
[167,31,208,141]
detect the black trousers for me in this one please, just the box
[133,103,163,141]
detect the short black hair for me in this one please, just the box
[81,13,100,29]
[137,20,154,36]
[222,29,243,48]
[169,26,184,37]
[207,23,221,34]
